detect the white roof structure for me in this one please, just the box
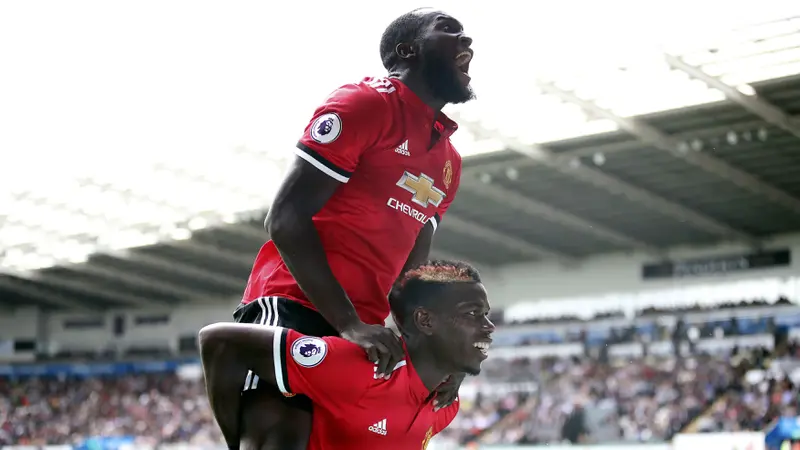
[2,2,800,309]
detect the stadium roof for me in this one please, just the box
[3,12,800,310]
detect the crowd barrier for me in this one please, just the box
[0,359,198,377]
[673,432,765,450]
[0,430,765,450]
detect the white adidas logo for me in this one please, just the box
[394,140,410,156]
[368,418,388,435]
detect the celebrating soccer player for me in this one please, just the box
[202,261,494,450]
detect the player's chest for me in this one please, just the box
[331,397,437,448]
[365,126,453,171]
[357,135,455,211]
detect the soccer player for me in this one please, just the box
[201,261,494,450]
[214,7,476,450]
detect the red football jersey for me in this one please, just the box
[242,77,462,325]
[271,328,459,450]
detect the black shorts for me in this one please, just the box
[233,296,338,411]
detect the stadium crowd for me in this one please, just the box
[0,353,743,446]
[440,353,731,445]
[2,300,796,447]
[0,373,221,447]
[692,342,800,433]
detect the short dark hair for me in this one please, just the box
[379,8,433,71]
[389,259,482,330]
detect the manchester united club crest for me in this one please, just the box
[421,427,433,450]
[443,160,453,189]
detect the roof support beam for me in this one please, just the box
[459,181,663,256]
[665,54,800,139]
[25,273,168,309]
[559,119,781,159]
[464,118,784,174]
[0,276,94,311]
[162,241,253,271]
[443,214,574,263]
[114,250,243,291]
[538,81,800,217]
[454,113,760,247]
[65,264,211,301]
[225,223,269,241]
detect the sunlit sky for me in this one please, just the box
[2,1,798,182]
[1,0,799,270]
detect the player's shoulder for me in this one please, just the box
[324,76,396,108]
[285,330,372,370]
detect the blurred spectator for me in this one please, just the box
[0,373,220,446]
[443,353,730,446]
[695,342,800,433]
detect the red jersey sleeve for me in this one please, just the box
[432,399,460,435]
[295,81,390,183]
[272,328,373,408]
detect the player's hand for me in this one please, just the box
[434,372,465,411]
[340,321,404,379]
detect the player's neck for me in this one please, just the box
[393,72,447,112]
[406,341,452,392]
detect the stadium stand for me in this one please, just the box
[3,295,798,449]
[1,373,221,447]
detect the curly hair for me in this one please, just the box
[390,259,481,331]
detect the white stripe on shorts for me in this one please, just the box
[242,296,280,392]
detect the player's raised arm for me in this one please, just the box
[265,84,404,375]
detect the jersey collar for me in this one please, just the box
[400,340,439,403]
[390,79,459,140]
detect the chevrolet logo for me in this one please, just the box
[397,172,445,208]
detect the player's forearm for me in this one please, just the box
[391,226,433,332]
[199,324,284,449]
[200,323,282,385]
[396,225,434,284]
[269,214,361,332]
[199,326,248,450]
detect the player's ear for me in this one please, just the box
[395,42,416,61]
[412,307,435,336]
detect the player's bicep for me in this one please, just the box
[407,225,434,270]
[267,155,341,231]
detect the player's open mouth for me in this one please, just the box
[473,340,491,357]
[455,50,473,85]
